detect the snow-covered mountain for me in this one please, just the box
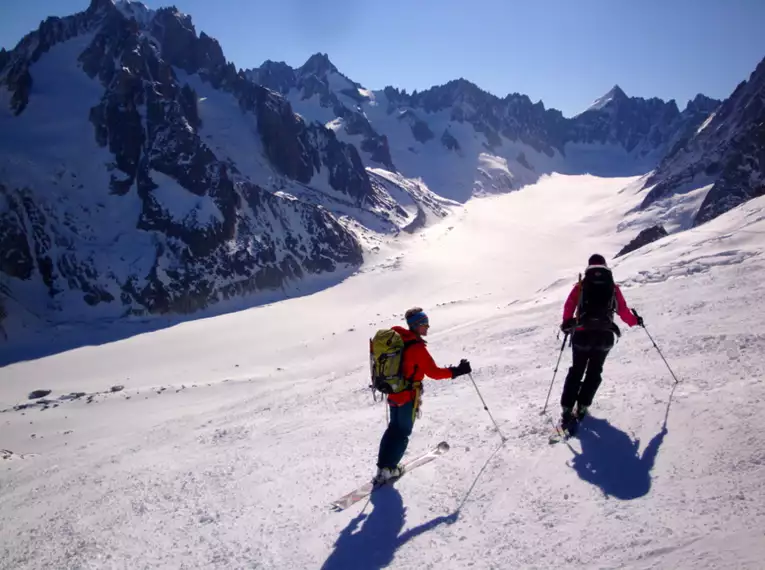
[0,0,445,331]
[567,86,721,173]
[2,0,763,335]
[639,55,765,226]
[245,54,396,171]
[1,4,765,565]
[247,58,722,201]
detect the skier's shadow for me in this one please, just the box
[569,416,667,500]
[321,485,458,570]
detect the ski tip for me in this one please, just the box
[437,441,450,452]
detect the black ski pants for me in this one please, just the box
[560,329,615,410]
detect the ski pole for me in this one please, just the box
[633,309,680,384]
[468,373,507,442]
[541,332,568,415]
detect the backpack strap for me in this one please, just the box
[400,338,423,387]
[403,338,426,419]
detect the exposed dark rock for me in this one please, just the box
[411,119,434,143]
[149,8,198,74]
[251,60,295,93]
[0,186,35,280]
[441,129,460,151]
[308,125,373,205]
[300,52,339,78]
[478,123,502,149]
[254,89,316,184]
[29,390,52,400]
[516,151,533,171]
[179,83,201,130]
[60,392,86,401]
[246,53,396,171]
[0,0,117,114]
[0,294,6,334]
[360,135,396,170]
[615,225,669,258]
[397,110,433,143]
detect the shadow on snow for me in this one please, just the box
[321,485,457,570]
[0,265,358,368]
[570,416,667,500]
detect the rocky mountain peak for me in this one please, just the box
[87,0,118,15]
[606,84,627,99]
[685,93,720,114]
[115,0,156,26]
[248,60,296,94]
[412,78,497,114]
[582,84,628,113]
[299,52,338,77]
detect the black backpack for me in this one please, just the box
[577,266,617,331]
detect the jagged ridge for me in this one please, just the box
[0,0,398,325]
[640,55,765,226]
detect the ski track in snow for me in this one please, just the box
[2,175,765,569]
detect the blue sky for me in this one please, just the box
[2,0,764,116]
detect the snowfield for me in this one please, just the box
[1,174,764,569]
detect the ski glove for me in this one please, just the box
[560,317,577,333]
[449,359,472,378]
[631,309,645,327]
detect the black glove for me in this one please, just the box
[560,317,577,333]
[449,359,471,378]
[631,309,644,327]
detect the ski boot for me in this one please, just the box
[372,465,404,485]
[575,404,589,421]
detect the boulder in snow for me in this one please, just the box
[615,225,669,258]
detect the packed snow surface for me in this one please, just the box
[2,174,764,569]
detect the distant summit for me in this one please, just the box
[582,85,629,113]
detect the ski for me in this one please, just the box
[330,441,450,511]
[548,418,579,444]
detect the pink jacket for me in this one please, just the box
[563,282,638,328]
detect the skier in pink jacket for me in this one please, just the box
[558,254,643,430]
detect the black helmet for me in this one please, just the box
[588,253,607,266]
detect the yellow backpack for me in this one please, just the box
[370,329,420,395]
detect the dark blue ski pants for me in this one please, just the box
[377,401,415,469]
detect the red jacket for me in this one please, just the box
[387,326,454,407]
[563,282,639,328]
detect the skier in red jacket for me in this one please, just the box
[374,307,471,484]
[558,254,643,431]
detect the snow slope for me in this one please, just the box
[1,174,764,569]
